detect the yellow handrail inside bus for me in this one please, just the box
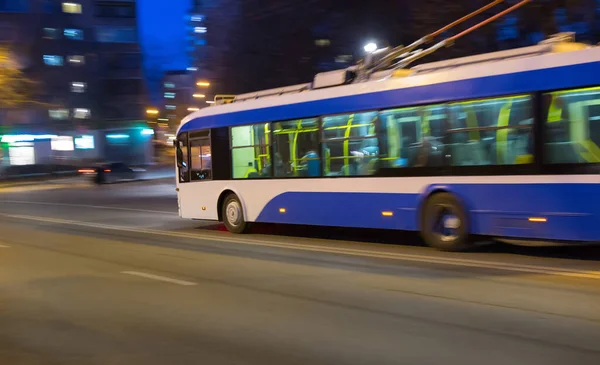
[342,114,354,175]
[464,105,480,141]
[291,120,302,172]
[548,95,562,123]
[421,108,431,137]
[496,99,513,163]
[569,99,600,162]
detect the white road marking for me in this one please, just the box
[0,244,10,248]
[1,201,175,215]
[3,213,600,280]
[121,271,197,286]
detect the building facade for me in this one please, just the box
[0,0,152,167]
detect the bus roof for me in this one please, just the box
[178,44,600,134]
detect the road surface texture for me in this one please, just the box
[1,178,599,365]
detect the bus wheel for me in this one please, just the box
[222,194,249,234]
[421,193,470,251]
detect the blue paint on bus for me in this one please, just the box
[255,183,600,242]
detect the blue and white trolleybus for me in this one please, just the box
[175,23,600,251]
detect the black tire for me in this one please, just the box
[421,193,471,251]
[222,194,249,234]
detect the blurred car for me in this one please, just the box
[79,162,145,184]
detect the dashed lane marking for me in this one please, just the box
[121,271,197,286]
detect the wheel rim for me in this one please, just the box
[431,205,461,242]
[226,200,242,227]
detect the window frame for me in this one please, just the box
[62,2,82,14]
[43,54,64,66]
[63,28,84,40]
[375,94,538,177]
[272,117,322,179]
[537,87,600,175]
[229,122,272,179]
[320,110,381,177]
[189,132,213,182]
[176,132,191,183]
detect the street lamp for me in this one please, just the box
[196,81,210,87]
[187,107,200,112]
[206,100,215,104]
[193,93,206,98]
[364,42,377,53]
[146,108,159,115]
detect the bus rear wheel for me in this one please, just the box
[421,193,471,251]
[222,194,249,234]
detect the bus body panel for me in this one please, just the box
[177,176,600,242]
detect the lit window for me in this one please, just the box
[322,112,379,176]
[49,109,69,119]
[74,135,94,149]
[543,87,600,164]
[70,81,87,93]
[164,92,176,99]
[194,26,207,33]
[165,105,176,110]
[43,55,63,66]
[164,82,175,88]
[43,28,60,39]
[315,39,331,47]
[62,2,82,14]
[9,145,35,166]
[73,108,90,119]
[231,123,271,179]
[64,28,83,40]
[51,136,74,151]
[187,67,198,71]
[273,118,321,177]
[67,55,85,65]
[191,14,203,22]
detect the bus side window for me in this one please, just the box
[273,118,320,177]
[190,134,212,181]
[176,133,190,183]
[231,123,271,179]
[379,105,446,168]
[446,95,533,166]
[322,112,379,176]
[543,88,600,164]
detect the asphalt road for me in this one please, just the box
[1,178,600,365]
